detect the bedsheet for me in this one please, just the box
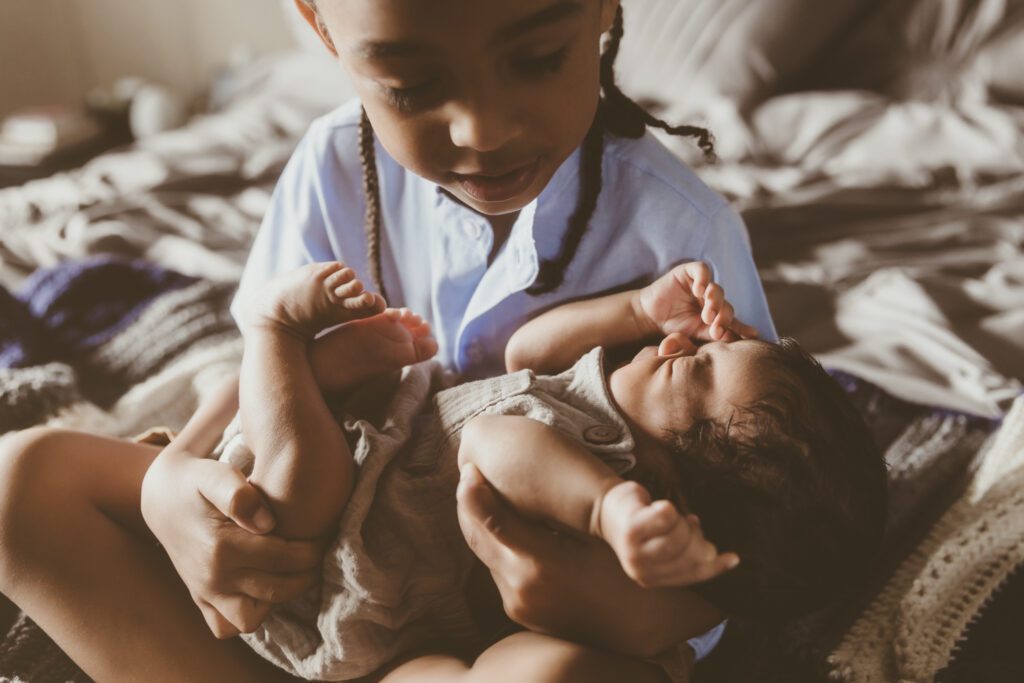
[1,48,1023,682]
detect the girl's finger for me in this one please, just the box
[194,459,275,534]
[232,568,319,604]
[230,532,323,574]
[197,598,240,639]
[213,594,273,634]
[658,332,697,357]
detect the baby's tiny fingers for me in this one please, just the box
[627,501,681,542]
[729,318,760,340]
[701,284,724,325]
[681,261,711,299]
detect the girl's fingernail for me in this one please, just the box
[253,507,274,532]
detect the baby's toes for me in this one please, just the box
[348,291,386,314]
[412,334,439,362]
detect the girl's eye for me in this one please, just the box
[380,80,439,113]
[515,46,570,77]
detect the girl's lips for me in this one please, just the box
[452,159,541,204]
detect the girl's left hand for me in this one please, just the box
[636,261,759,342]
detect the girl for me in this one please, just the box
[0,1,777,681]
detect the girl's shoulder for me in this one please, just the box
[601,131,729,222]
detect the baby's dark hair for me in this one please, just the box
[349,4,715,301]
[664,338,888,620]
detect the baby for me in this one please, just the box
[224,261,887,680]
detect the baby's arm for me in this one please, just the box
[506,261,756,374]
[458,415,737,589]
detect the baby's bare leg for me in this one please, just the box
[241,262,384,540]
[309,308,438,395]
[0,429,297,683]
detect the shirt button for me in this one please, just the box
[462,221,484,239]
[466,340,485,364]
[583,425,619,445]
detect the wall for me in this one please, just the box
[0,0,299,119]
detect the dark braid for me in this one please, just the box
[527,4,716,295]
[526,108,605,294]
[358,107,387,302]
[600,6,717,161]
[354,5,717,299]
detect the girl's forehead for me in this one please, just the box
[326,0,589,47]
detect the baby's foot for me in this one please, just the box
[249,262,386,339]
[310,307,439,392]
[597,481,738,588]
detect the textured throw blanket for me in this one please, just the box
[0,256,1009,683]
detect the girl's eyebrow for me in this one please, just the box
[353,1,584,60]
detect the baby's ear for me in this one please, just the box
[293,0,338,56]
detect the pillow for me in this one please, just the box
[615,0,870,112]
[802,0,1024,104]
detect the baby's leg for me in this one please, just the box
[309,307,438,395]
[0,429,296,683]
[241,262,383,540]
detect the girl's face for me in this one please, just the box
[301,0,619,216]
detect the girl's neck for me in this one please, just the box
[486,212,518,264]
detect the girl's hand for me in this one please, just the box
[636,261,759,342]
[455,464,724,659]
[140,451,322,638]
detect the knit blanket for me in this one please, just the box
[0,255,1010,683]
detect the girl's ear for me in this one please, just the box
[599,0,621,34]
[293,0,338,56]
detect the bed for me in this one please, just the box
[1,0,1022,680]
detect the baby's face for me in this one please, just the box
[609,339,778,441]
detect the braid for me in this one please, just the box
[527,4,716,297]
[527,109,605,295]
[358,107,387,302]
[601,5,716,161]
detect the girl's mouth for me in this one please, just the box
[451,159,541,204]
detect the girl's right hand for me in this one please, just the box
[140,450,322,638]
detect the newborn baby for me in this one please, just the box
[222,261,886,681]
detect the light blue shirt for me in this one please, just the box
[233,98,776,381]
[233,98,770,661]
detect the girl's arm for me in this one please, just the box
[141,372,322,638]
[455,462,725,659]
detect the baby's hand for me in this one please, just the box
[597,481,739,589]
[637,261,759,343]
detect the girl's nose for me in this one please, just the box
[658,333,698,357]
[447,95,521,153]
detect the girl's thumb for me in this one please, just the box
[196,459,276,534]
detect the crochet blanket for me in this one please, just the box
[0,256,1011,683]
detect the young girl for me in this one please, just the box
[0,1,778,681]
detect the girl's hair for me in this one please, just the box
[355,5,716,300]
